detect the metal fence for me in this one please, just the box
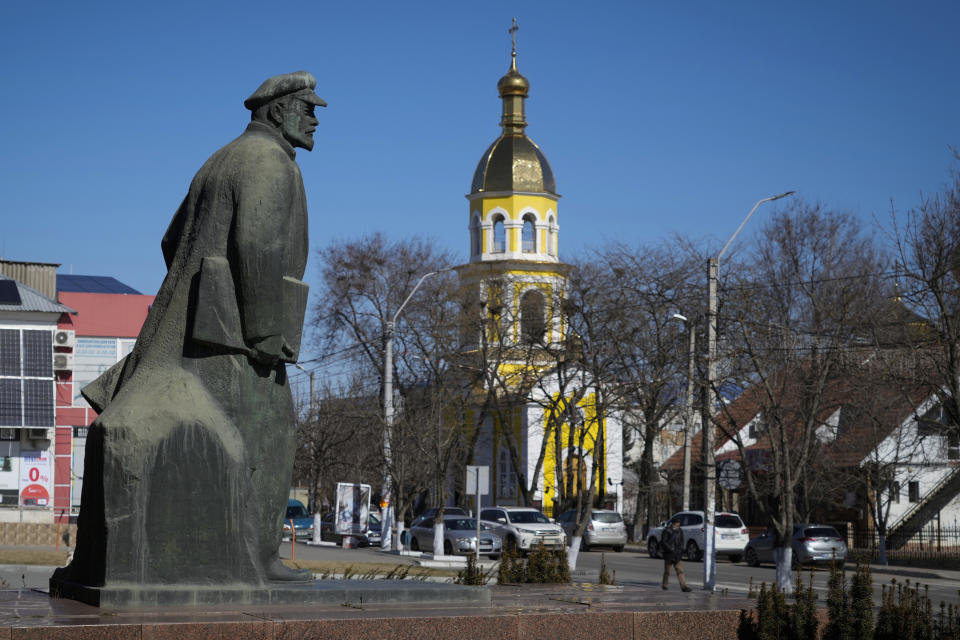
[853,523,960,562]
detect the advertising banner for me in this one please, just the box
[0,441,20,491]
[73,338,118,407]
[334,482,371,536]
[19,450,51,507]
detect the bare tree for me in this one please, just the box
[719,200,888,592]
[891,155,960,454]
[567,241,700,541]
[311,233,459,542]
[292,377,381,514]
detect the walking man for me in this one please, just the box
[661,516,692,592]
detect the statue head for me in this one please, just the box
[245,71,327,151]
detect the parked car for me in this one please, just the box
[409,515,503,558]
[647,510,749,563]
[318,511,382,547]
[281,499,314,540]
[480,506,565,554]
[556,508,627,552]
[744,524,847,568]
[409,506,470,530]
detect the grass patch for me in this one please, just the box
[281,559,459,580]
[0,549,69,566]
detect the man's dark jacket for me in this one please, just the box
[661,525,685,563]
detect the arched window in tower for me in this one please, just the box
[492,214,506,253]
[520,289,546,343]
[522,214,536,253]
[470,214,482,256]
[547,214,556,256]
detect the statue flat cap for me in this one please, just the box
[244,71,327,111]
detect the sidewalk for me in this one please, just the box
[623,542,960,583]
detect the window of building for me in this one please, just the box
[498,447,516,498]
[521,214,536,253]
[520,289,546,344]
[0,329,54,428]
[890,481,900,504]
[918,404,947,436]
[470,214,482,256]
[547,215,556,255]
[748,415,768,440]
[908,480,920,503]
[492,215,506,253]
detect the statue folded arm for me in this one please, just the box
[233,145,298,365]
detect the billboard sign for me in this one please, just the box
[334,482,371,536]
[20,449,51,506]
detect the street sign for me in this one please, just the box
[466,465,490,564]
[466,465,489,495]
[717,460,743,490]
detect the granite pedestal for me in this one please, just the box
[50,578,490,608]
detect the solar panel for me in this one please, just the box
[22,330,52,377]
[0,330,19,377]
[0,379,20,427]
[0,280,21,305]
[23,379,54,427]
[57,274,142,295]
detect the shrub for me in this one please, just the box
[455,552,488,585]
[495,543,572,584]
[554,544,572,583]
[599,552,613,585]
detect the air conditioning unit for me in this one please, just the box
[53,353,75,371]
[54,329,76,348]
[27,428,48,440]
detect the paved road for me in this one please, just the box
[279,540,960,609]
[562,546,960,609]
[0,565,57,590]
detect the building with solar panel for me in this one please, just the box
[0,260,153,527]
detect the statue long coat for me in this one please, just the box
[56,121,309,587]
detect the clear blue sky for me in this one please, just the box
[2,1,959,297]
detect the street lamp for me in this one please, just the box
[294,363,314,414]
[702,190,794,591]
[381,268,450,550]
[670,313,696,512]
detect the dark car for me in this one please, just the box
[409,506,469,529]
[281,499,314,541]
[744,524,847,568]
[319,511,381,547]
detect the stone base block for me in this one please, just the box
[49,578,491,609]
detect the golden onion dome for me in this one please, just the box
[471,32,555,196]
[497,66,530,97]
[471,135,556,195]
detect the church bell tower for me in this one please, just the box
[455,20,571,364]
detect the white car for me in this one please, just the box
[479,506,565,554]
[647,510,749,563]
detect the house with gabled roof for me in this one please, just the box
[660,359,960,549]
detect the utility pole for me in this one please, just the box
[294,363,316,516]
[381,269,448,550]
[670,313,696,511]
[702,191,794,591]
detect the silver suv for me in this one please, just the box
[556,508,627,552]
[479,507,565,554]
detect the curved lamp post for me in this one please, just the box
[381,268,450,550]
[702,191,795,591]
